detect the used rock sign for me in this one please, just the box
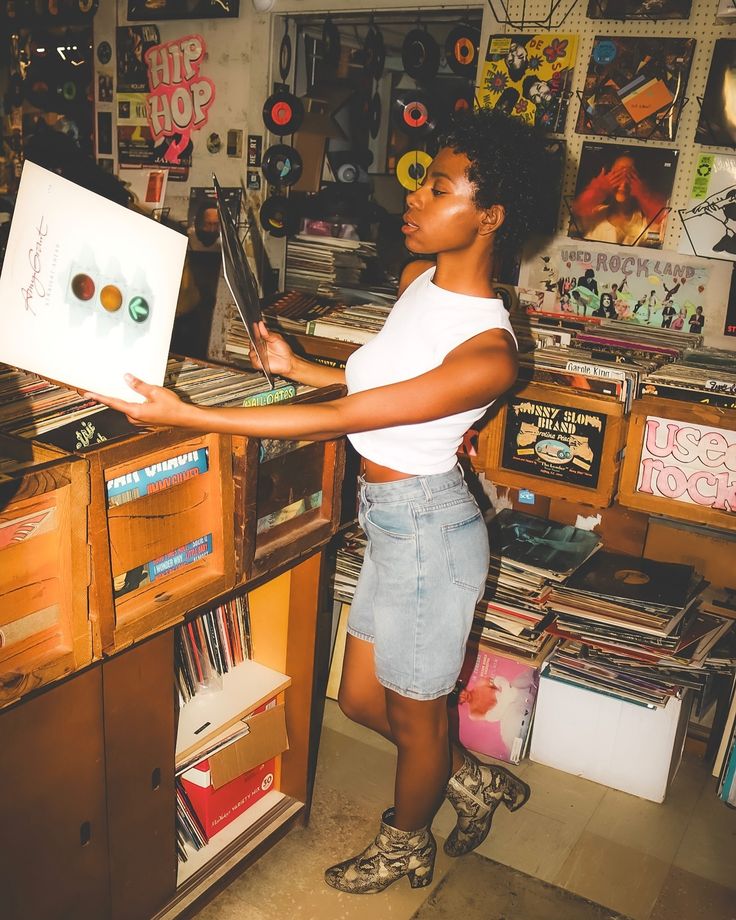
[144,34,216,164]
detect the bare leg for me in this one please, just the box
[385,689,451,831]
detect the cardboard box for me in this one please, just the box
[182,757,276,838]
[529,672,690,803]
[180,701,288,836]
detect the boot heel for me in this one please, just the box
[408,868,434,888]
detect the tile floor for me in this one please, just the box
[194,701,736,920]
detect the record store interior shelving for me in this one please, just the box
[256,0,736,286]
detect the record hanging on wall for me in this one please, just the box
[392,90,437,136]
[262,91,304,135]
[259,194,297,237]
[279,23,292,82]
[445,23,480,77]
[262,144,303,187]
[396,150,432,191]
[364,24,385,80]
[369,91,382,139]
[401,28,440,82]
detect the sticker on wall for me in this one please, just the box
[144,34,216,165]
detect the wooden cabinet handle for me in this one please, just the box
[151,767,161,791]
[80,821,92,847]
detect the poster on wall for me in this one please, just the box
[117,25,160,93]
[576,36,695,142]
[679,154,736,262]
[0,162,187,403]
[695,39,736,149]
[568,141,677,248]
[127,0,239,19]
[480,33,578,133]
[518,238,734,348]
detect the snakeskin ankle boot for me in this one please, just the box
[444,752,530,857]
[324,808,436,894]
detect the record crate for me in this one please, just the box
[80,428,236,654]
[0,433,91,708]
[235,384,346,581]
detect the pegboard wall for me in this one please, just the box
[477,0,735,256]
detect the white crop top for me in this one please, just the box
[345,266,517,475]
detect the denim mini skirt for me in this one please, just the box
[347,463,490,701]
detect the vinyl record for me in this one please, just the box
[262,144,303,186]
[401,28,440,82]
[259,195,297,238]
[364,25,385,80]
[396,150,432,191]
[322,16,341,70]
[369,90,381,139]
[337,162,359,183]
[445,24,480,77]
[449,85,475,116]
[262,91,304,135]
[278,31,292,81]
[392,90,437,136]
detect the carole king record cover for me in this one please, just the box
[679,154,736,262]
[480,33,578,133]
[576,36,694,142]
[696,39,736,149]
[0,161,187,403]
[569,142,677,248]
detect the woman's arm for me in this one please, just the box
[89,328,517,441]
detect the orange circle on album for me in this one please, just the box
[454,37,475,63]
[100,284,123,311]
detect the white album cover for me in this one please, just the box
[679,154,736,263]
[0,161,187,402]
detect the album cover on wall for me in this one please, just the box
[0,161,187,403]
[569,141,677,248]
[127,0,239,19]
[586,0,692,18]
[679,154,736,262]
[480,33,578,133]
[696,39,736,149]
[576,36,695,141]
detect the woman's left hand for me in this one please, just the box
[85,374,197,429]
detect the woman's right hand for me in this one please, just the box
[249,321,296,377]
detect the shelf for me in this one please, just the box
[176,659,291,764]
[157,793,303,919]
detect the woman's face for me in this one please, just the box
[402,147,493,256]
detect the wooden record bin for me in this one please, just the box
[80,428,236,654]
[0,433,91,708]
[234,384,346,582]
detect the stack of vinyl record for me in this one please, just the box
[471,509,603,666]
[333,525,367,603]
[638,347,736,407]
[571,318,698,361]
[302,302,392,345]
[285,234,379,298]
[165,358,299,407]
[176,780,208,860]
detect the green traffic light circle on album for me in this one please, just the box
[128,296,150,323]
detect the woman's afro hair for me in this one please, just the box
[438,107,561,258]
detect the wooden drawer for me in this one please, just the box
[234,386,345,581]
[0,434,91,708]
[84,429,236,654]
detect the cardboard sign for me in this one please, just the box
[145,34,215,164]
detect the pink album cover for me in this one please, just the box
[456,645,539,764]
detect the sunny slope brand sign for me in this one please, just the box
[619,397,736,531]
[144,34,215,164]
[479,382,624,506]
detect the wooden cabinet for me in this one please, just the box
[0,666,109,920]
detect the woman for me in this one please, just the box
[89,108,551,895]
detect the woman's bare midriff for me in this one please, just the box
[360,457,415,482]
